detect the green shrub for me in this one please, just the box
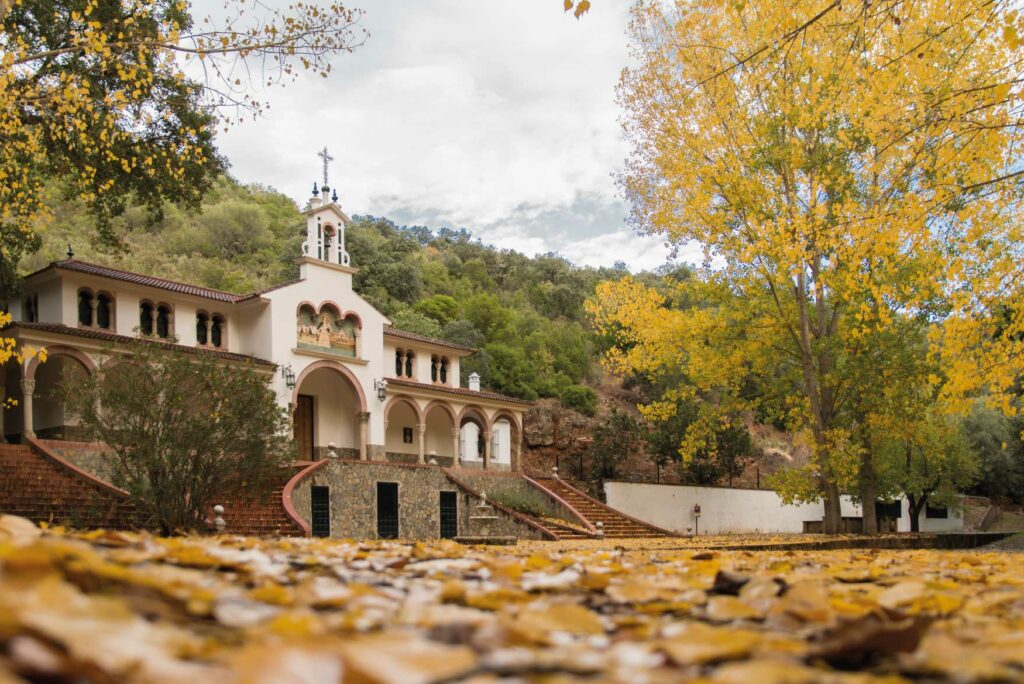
[561,384,597,416]
[489,488,558,519]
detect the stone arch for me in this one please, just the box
[490,410,521,470]
[295,301,317,316]
[458,405,488,464]
[291,360,366,460]
[422,400,457,464]
[26,346,96,381]
[28,349,93,440]
[384,394,422,424]
[290,360,367,412]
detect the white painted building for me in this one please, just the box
[604,481,964,534]
[2,183,529,469]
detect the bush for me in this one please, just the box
[561,385,597,416]
[489,488,558,519]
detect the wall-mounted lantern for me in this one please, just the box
[280,364,296,389]
[374,378,388,402]
[693,503,702,536]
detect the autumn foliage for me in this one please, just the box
[591,0,1024,532]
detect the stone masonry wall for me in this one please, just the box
[39,440,114,482]
[290,460,543,541]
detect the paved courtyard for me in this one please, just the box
[1,515,1022,682]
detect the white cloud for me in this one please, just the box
[191,1,676,270]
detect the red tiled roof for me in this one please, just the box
[383,326,476,353]
[28,260,248,303]
[385,377,532,406]
[9,322,276,366]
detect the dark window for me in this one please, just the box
[96,294,112,329]
[431,357,438,382]
[875,500,902,519]
[139,302,154,335]
[440,491,457,539]
[925,505,949,519]
[440,358,448,384]
[78,291,93,326]
[404,352,413,378]
[211,316,223,348]
[403,427,413,444]
[395,350,403,376]
[377,482,399,539]
[156,305,171,338]
[196,313,209,345]
[24,294,38,323]
[311,486,331,538]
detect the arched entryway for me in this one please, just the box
[490,411,521,471]
[291,361,367,460]
[23,348,95,440]
[458,406,488,467]
[384,395,421,463]
[423,401,457,465]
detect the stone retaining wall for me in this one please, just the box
[289,460,543,540]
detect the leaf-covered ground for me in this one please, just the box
[1,515,1022,683]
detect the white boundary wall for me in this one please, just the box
[603,482,963,534]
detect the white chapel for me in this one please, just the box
[1,175,529,471]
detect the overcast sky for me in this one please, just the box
[202,1,691,271]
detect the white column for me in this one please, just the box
[483,430,492,470]
[451,428,461,467]
[358,411,369,460]
[20,378,35,438]
[417,423,426,464]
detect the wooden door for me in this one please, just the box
[295,394,314,460]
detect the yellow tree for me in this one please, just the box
[593,0,1024,532]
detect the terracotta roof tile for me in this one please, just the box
[386,377,531,405]
[9,322,276,366]
[383,326,476,353]
[32,260,248,303]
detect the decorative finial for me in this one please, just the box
[331,188,338,203]
[66,243,74,259]
[313,181,319,195]
[317,146,334,188]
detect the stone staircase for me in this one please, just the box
[215,478,305,537]
[532,477,674,539]
[0,442,136,529]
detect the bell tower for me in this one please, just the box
[301,147,351,267]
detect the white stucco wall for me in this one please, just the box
[491,419,511,464]
[604,482,963,534]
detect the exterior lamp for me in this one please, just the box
[693,503,701,536]
[280,364,296,389]
[374,378,388,401]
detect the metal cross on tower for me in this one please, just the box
[318,147,334,188]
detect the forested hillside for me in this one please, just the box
[20,176,625,404]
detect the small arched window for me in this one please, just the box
[96,293,113,329]
[196,312,209,345]
[440,357,449,384]
[395,349,404,376]
[211,314,225,348]
[78,290,94,326]
[404,351,414,378]
[431,355,438,383]
[156,304,171,338]
[23,294,38,323]
[139,301,154,335]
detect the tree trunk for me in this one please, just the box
[907,494,926,533]
[859,455,878,535]
[823,481,842,534]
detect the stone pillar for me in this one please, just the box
[513,429,522,472]
[416,423,426,464]
[357,411,369,460]
[451,427,461,467]
[483,430,493,470]
[149,307,157,334]
[204,318,213,345]
[89,298,98,326]
[20,378,35,438]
